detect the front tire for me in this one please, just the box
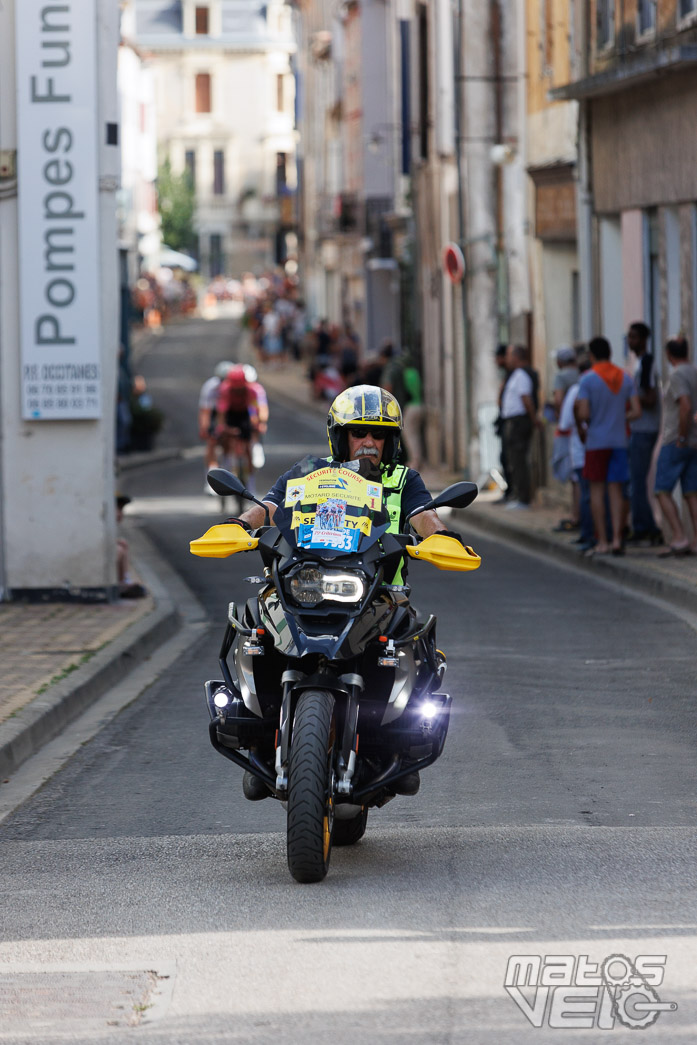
[287,691,336,883]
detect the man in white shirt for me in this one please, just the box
[500,345,539,508]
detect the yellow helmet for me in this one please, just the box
[327,385,402,463]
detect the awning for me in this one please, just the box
[549,45,697,101]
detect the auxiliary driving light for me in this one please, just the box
[421,701,439,719]
[213,689,231,709]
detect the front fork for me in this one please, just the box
[274,670,364,795]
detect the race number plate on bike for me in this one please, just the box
[285,466,383,552]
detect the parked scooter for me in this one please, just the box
[191,462,481,882]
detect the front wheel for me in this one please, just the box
[287,691,336,883]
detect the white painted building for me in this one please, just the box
[118,1,160,285]
[0,0,121,597]
[133,0,298,277]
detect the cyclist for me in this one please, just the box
[199,361,234,494]
[215,364,254,490]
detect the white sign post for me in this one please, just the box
[15,1,102,420]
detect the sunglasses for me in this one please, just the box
[349,427,387,439]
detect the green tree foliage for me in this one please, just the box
[157,159,196,253]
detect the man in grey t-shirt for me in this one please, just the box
[654,337,697,555]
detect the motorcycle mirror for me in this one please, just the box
[207,468,270,525]
[207,467,248,497]
[405,481,478,521]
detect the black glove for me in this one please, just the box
[224,517,252,531]
[436,529,466,545]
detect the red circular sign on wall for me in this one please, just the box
[442,242,465,284]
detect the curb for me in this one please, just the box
[458,506,697,616]
[0,526,189,781]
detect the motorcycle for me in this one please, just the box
[190,459,481,882]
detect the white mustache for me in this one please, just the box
[356,446,379,457]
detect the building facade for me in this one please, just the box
[295,0,531,477]
[552,0,697,367]
[294,0,405,356]
[134,0,298,277]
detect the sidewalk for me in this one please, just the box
[463,493,697,613]
[0,525,180,781]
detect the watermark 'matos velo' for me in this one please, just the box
[504,952,678,1030]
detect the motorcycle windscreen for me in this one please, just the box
[275,464,388,558]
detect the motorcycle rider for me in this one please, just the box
[233,385,463,545]
[230,386,467,801]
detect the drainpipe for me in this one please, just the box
[453,0,471,474]
[491,0,509,344]
[576,1,594,341]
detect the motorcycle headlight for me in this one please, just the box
[288,567,365,606]
[289,567,323,606]
[321,571,365,603]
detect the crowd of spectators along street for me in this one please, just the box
[495,325,697,558]
[242,279,427,469]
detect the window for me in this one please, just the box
[213,150,225,195]
[185,149,196,189]
[644,209,661,356]
[195,73,211,114]
[637,0,656,35]
[596,0,614,49]
[665,207,681,339]
[276,152,287,195]
[679,0,696,19]
[276,74,284,112]
[210,233,223,277]
[195,6,209,34]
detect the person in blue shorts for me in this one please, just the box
[574,337,641,556]
[654,337,697,556]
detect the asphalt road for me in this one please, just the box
[2,316,696,1043]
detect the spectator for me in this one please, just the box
[383,354,426,469]
[402,359,426,470]
[338,324,360,385]
[574,336,641,556]
[493,343,513,501]
[116,495,146,599]
[559,353,596,551]
[551,345,581,530]
[315,318,332,366]
[552,344,580,417]
[116,345,132,454]
[261,302,283,365]
[654,337,697,555]
[626,321,663,546]
[500,345,539,509]
[361,340,395,388]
